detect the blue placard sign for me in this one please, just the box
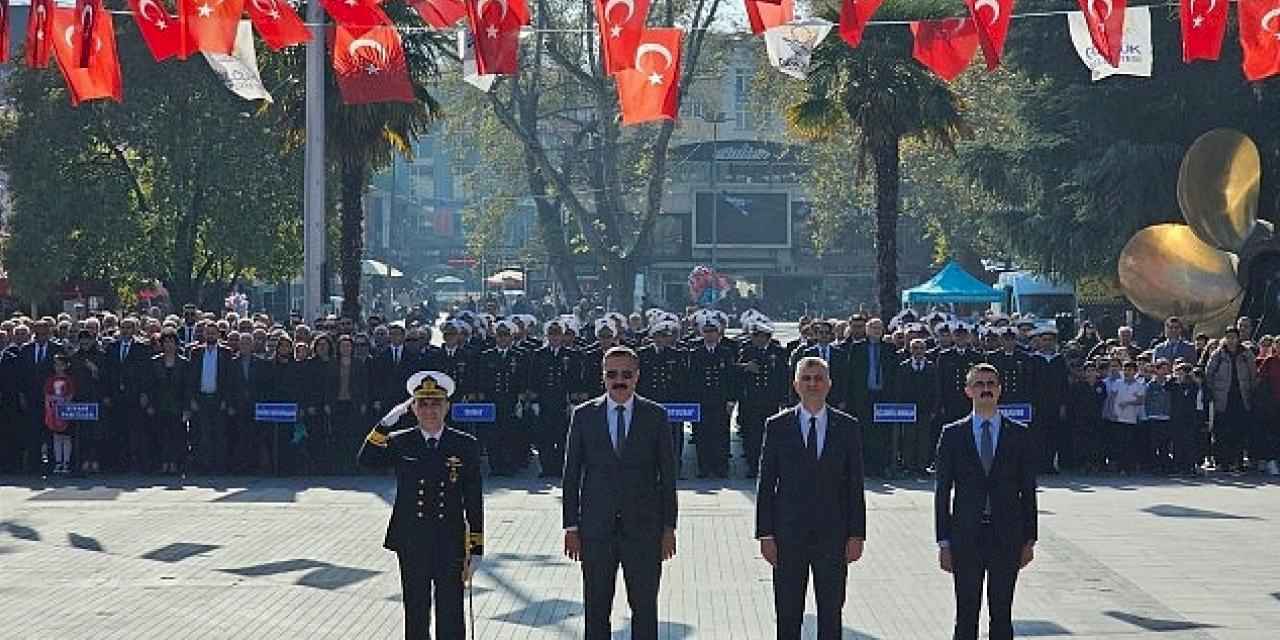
[873,403,917,424]
[998,403,1033,422]
[451,403,497,423]
[664,403,702,423]
[255,403,299,423]
[56,403,99,421]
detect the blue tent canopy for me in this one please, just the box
[901,261,1001,305]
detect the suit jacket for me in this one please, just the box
[101,338,153,402]
[372,346,422,406]
[562,394,678,540]
[845,339,894,413]
[934,415,1038,549]
[893,359,941,425]
[16,341,65,407]
[185,344,239,403]
[755,406,866,546]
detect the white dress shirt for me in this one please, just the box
[798,404,828,457]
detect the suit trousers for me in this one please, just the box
[773,538,847,640]
[193,394,228,472]
[737,404,771,473]
[396,546,465,640]
[581,520,662,640]
[538,399,569,476]
[900,419,934,471]
[951,525,1022,640]
[693,401,729,476]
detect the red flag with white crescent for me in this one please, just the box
[1239,0,1280,80]
[1075,0,1125,67]
[595,0,651,74]
[910,17,979,81]
[744,0,792,35]
[51,7,123,105]
[615,27,682,125]
[409,0,467,28]
[321,0,393,35]
[332,23,416,104]
[246,0,312,50]
[179,0,245,58]
[838,0,884,47]
[127,0,183,61]
[0,0,11,63]
[26,0,56,68]
[72,0,102,67]
[964,0,1013,69]
[1181,0,1228,62]
[465,0,526,74]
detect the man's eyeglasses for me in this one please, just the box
[605,369,636,380]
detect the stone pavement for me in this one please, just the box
[2,459,1278,639]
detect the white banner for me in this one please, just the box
[204,21,273,102]
[458,29,497,93]
[1068,6,1153,82]
[763,18,834,80]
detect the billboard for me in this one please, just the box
[693,191,790,248]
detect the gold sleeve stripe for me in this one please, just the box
[468,532,484,547]
[365,430,389,447]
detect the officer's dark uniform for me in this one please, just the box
[734,335,788,477]
[936,344,980,423]
[526,341,580,476]
[686,330,737,478]
[475,341,526,475]
[637,335,689,468]
[358,377,484,640]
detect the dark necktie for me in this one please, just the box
[613,406,627,453]
[427,437,438,450]
[121,342,129,362]
[980,420,994,473]
[806,416,818,460]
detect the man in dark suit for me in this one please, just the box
[845,318,894,474]
[894,338,941,473]
[186,322,239,473]
[358,371,483,640]
[756,356,866,640]
[935,363,1038,640]
[563,346,678,640]
[102,317,154,472]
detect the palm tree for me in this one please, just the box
[273,13,447,320]
[788,1,968,316]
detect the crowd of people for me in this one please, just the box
[1,299,1276,480]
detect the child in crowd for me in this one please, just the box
[1068,360,1108,472]
[1105,361,1146,473]
[1169,361,1204,476]
[1142,359,1173,474]
[43,354,78,475]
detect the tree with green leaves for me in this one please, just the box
[787,1,968,315]
[0,29,304,309]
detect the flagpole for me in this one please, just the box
[303,0,326,323]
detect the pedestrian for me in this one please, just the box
[755,356,865,640]
[1105,361,1146,473]
[562,346,678,640]
[1204,327,1256,472]
[934,363,1038,640]
[359,371,483,640]
[142,329,190,475]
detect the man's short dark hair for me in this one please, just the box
[602,345,639,366]
[965,362,1002,385]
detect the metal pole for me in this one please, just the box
[709,123,717,272]
[302,0,326,323]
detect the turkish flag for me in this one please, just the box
[51,7,123,105]
[179,0,245,58]
[127,0,183,61]
[409,0,467,28]
[964,0,1013,69]
[615,27,682,125]
[465,0,526,74]
[910,17,979,81]
[744,0,792,35]
[246,0,312,50]
[321,0,392,35]
[72,0,103,67]
[1076,0,1125,67]
[1181,0,1228,62]
[1240,0,1280,80]
[595,0,651,74]
[332,23,416,104]
[838,0,884,47]
[26,0,55,68]
[0,0,11,63]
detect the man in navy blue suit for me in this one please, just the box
[755,356,866,640]
[935,363,1038,640]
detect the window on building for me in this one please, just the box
[734,69,753,131]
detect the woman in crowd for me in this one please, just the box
[69,329,106,474]
[328,333,370,474]
[142,329,190,474]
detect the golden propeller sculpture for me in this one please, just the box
[1119,129,1278,335]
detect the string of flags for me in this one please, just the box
[0,0,1278,123]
